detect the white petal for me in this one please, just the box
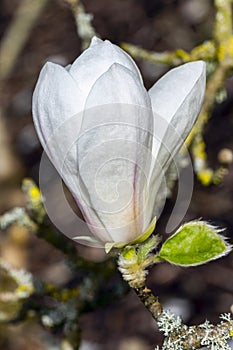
[84,62,150,108]
[33,62,112,243]
[32,62,85,151]
[148,61,206,216]
[69,38,143,95]
[32,62,86,198]
[89,36,103,47]
[76,63,153,243]
[149,61,206,144]
[32,62,84,202]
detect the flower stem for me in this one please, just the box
[134,286,162,320]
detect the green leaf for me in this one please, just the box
[158,221,232,266]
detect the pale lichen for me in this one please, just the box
[154,310,233,350]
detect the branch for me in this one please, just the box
[0,0,48,81]
[214,0,233,44]
[121,41,216,66]
[65,0,98,50]
[0,0,48,181]
[118,241,233,350]
[134,287,233,350]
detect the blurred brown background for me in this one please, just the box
[0,0,233,349]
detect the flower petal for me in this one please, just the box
[33,62,112,243]
[76,63,153,243]
[149,61,206,163]
[32,62,84,197]
[32,62,85,151]
[84,62,150,108]
[148,61,206,217]
[69,37,143,95]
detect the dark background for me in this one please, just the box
[0,0,233,349]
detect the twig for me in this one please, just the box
[0,109,21,181]
[118,239,233,350]
[65,0,98,50]
[214,0,233,44]
[121,41,216,66]
[0,0,48,182]
[135,287,233,350]
[134,287,162,319]
[0,0,48,81]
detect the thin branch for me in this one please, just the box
[121,41,216,66]
[214,0,233,44]
[65,0,98,50]
[0,0,48,81]
[134,287,162,319]
[134,286,233,349]
[0,0,48,182]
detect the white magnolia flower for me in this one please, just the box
[33,37,206,250]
